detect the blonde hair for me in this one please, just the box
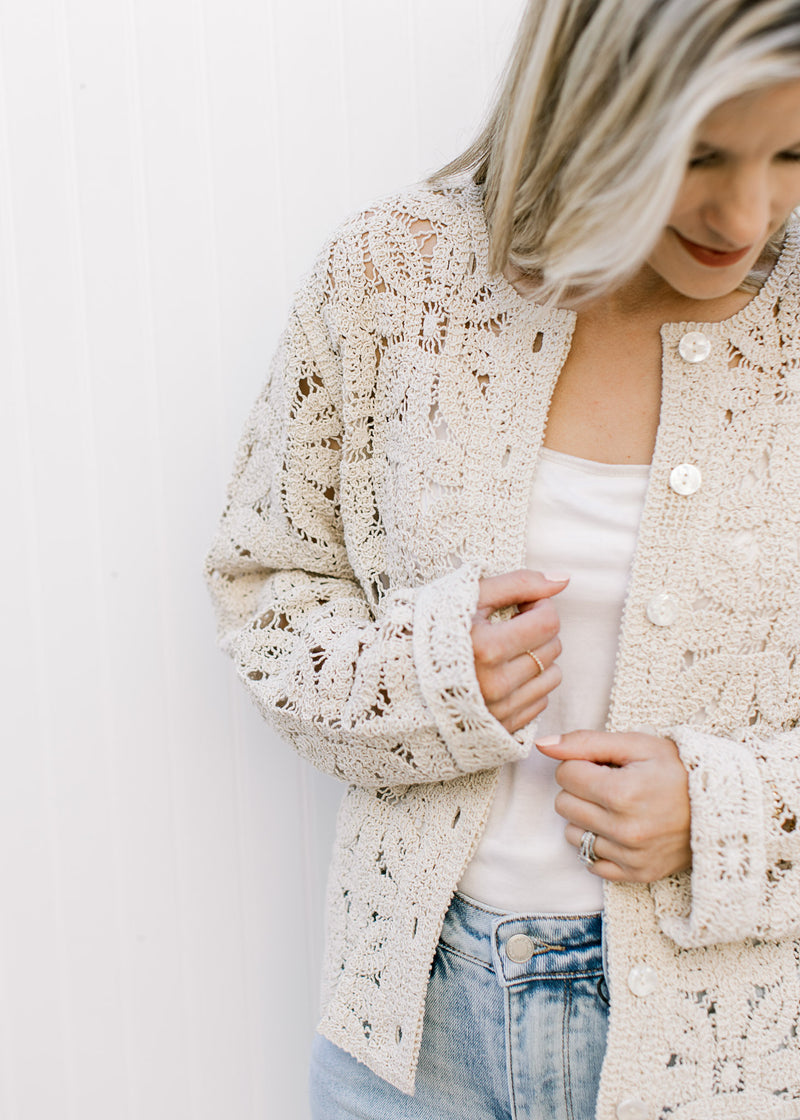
[434,0,800,302]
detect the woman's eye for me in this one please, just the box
[688,151,719,169]
[778,150,800,163]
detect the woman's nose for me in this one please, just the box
[704,167,771,248]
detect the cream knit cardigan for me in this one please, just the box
[206,182,800,1120]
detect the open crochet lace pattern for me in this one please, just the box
[206,183,800,1113]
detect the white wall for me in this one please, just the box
[0,2,525,1117]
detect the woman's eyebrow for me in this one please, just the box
[691,137,800,153]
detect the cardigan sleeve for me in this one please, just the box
[649,724,800,946]
[204,251,529,789]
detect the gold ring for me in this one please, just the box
[525,650,545,675]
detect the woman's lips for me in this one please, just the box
[674,231,752,268]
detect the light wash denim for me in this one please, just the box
[310,891,609,1120]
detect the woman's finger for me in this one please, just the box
[475,570,569,618]
[473,571,568,725]
[516,634,562,678]
[505,693,550,735]
[480,634,562,705]
[487,662,562,725]
[473,598,561,673]
[551,758,618,811]
[476,597,562,665]
[504,634,562,690]
[563,824,655,882]
[553,789,611,836]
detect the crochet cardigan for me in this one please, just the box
[206,182,800,1120]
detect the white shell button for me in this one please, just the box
[616,1100,649,1120]
[506,934,535,963]
[627,963,658,998]
[669,463,702,496]
[646,591,680,627]
[678,330,711,363]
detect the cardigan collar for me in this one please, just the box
[456,179,800,365]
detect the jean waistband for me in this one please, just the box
[439,892,604,988]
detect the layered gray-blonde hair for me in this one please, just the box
[434,0,800,302]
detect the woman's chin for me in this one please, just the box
[644,246,758,304]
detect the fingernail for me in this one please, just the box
[544,571,570,582]
[535,735,561,746]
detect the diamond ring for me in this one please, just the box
[578,830,599,867]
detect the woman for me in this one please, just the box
[206,2,800,1117]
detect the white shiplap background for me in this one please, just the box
[0,2,525,1117]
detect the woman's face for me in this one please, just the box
[646,78,800,301]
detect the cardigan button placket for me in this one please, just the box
[627,963,658,997]
[678,330,712,363]
[616,1100,649,1120]
[669,463,702,496]
[646,591,680,627]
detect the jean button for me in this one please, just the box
[506,933,535,963]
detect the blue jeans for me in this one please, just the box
[310,891,609,1120]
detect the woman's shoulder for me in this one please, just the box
[337,176,483,243]
[318,177,489,299]
[768,210,800,300]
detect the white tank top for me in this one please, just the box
[458,447,650,913]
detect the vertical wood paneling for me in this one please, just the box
[201,0,285,434]
[480,0,528,85]
[0,0,125,1116]
[126,1,252,1115]
[409,0,486,176]
[0,2,527,1118]
[62,0,193,1114]
[411,0,524,175]
[339,0,419,200]
[0,12,65,1117]
[198,6,320,1116]
[269,1,351,288]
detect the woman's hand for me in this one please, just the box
[536,731,692,883]
[471,570,569,734]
